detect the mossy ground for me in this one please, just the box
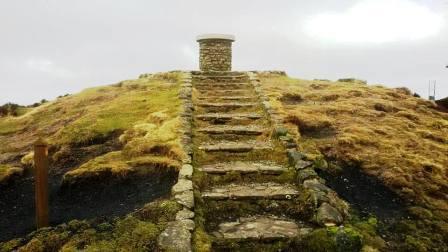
[260,73,448,250]
[0,199,181,252]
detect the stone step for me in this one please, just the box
[195,113,263,121]
[196,102,258,109]
[198,161,286,175]
[197,125,265,135]
[195,85,252,91]
[200,90,250,96]
[197,96,256,101]
[199,141,272,153]
[212,216,300,242]
[201,182,299,200]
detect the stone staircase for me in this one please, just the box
[191,71,307,251]
[158,71,349,251]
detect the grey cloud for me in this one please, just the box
[0,0,447,104]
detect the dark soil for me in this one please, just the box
[0,131,177,242]
[0,169,177,242]
[316,166,408,221]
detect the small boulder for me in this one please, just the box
[297,168,319,184]
[158,221,192,252]
[179,164,193,180]
[172,179,193,195]
[176,208,195,220]
[303,179,331,193]
[175,190,194,209]
[295,160,313,170]
[316,203,343,226]
[287,150,306,167]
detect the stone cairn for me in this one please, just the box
[158,35,349,251]
[197,34,234,72]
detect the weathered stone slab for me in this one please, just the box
[196,112,263,121]
[200,90,249,96]
[199,141,273,153]
[197,125,265,135]
[197,96,255,101]
[202,183,298,200]
[197,102,257,108]
[213,216,299,241]
[158,221,192,252]
[199,161,286,175]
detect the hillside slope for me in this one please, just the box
[0,72,187,250]
[259,72,448,250]
[1,71,447,251]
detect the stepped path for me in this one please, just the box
[191,72,306,251]
[159,71,348,251]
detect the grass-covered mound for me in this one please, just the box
[260,73,448,250]
[0,72,186,244]
[0,71,184,185]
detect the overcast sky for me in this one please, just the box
[1,0,447,105]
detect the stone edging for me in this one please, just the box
[158,72,194,252]
[248,72,350,227]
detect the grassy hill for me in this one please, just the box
[259,72,448,250]
[0,71,447,251]
[0,72,186,251]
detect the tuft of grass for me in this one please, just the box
[0,164,24,185]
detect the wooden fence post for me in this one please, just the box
[34,138,49,229]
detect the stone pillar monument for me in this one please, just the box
[196,34,235,72]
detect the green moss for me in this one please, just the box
[2,199,179,251]
[0,239,23,252]
[301,229,337,252]
[193,227,212,252]
[404,235,430,252]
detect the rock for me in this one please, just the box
[213,216,299,240]
[327,191,350,217]
[180,219,195,231]
[262,101,271,110]
[316,203,343,226]
[287,150,306,167]
[297,168,319,183]
[172,179,193,195]
[158,221,192,252]
[310,190,331,208]
[175,190,194,209]
[179,164,193,180]
[303,179,331,193]
[202,183,299,200]
[198,161,285,175]
[295,160,313,170]
[176,208,195,220]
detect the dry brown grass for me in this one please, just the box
[260,75,448,221]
